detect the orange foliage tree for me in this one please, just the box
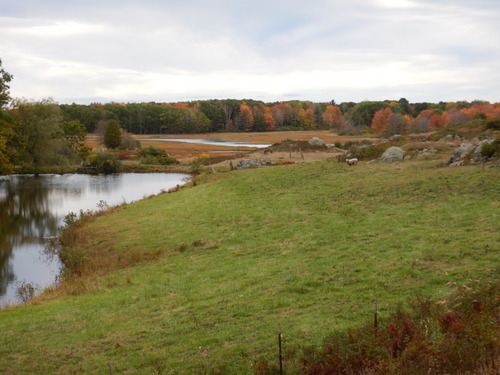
[322,105,342,128]
[371,107,392,134]
[429,111,447,130]
[239,104,254,131]
[262,106,275,131]
[297,107,315,129]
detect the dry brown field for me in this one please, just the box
[86,130,379,162]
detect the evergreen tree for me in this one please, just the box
[103,120,122,149]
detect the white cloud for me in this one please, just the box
[1,0,499,103]
[3,19,107,37]
[375,0,417,8]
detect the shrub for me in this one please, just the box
[117,150,137,160]
[480,139,499,158]
[298,279,500,375]
[349,143,391,160]
[140,147,166,158]
[142,155,179,165]
[484,117,500,130]
[86,152,122,174]
[139,147,179,165]
[119,129,141,150]
[196,153,210,160]
[15,281,39,304]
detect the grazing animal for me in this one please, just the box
[346,158,358,166]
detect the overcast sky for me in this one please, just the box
[1,0,499,104]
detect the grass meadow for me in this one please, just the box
[1,157,498,374]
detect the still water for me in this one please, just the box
[139,138,271,148]
[0,173,189,308]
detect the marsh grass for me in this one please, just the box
[1,158,498,374]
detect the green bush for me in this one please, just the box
[484,117,500,130]
[140,147,179,165]
[480,139,499,158]
[350,143,391,160]
[86,152,121,174]
[140,147,166,158]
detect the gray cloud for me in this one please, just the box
[1,0,499,103]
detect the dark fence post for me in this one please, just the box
[374,300,378,330]
[108,363,113,375]
[278,324,283,375]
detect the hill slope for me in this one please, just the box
[1,159,499,374]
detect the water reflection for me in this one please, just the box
[0,176,59,298]
[0,173,189,307]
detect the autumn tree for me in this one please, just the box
[104,119,122,149]
[371,107,392,134]
[296,107,315,129]
[322,105,342,128]
[429,111,447,130]
[271,102,292,128]
[262,106,275,131]
[239,104,254,131]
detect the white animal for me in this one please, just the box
[346,158,358,166]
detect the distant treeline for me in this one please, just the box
[59,98,500,136]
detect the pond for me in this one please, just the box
[139,138,271,148]
[0,173,189,308]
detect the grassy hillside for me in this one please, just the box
[1,158,499,374]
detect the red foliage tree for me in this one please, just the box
[429,112,447,130]
[371,107,392,134]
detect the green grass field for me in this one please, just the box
[1,158,499,374]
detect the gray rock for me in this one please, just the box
[441,134,462,141]
[470,139,495,164]
[309,137,326,146]
[237,159,262,169]
[447,143,476,166]
[449,160,464,167]
[379,146,405,162]
[417,148,438,158]
[389,134,402,141]
[453,143,474,159]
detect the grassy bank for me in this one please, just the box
[1,158,498,374]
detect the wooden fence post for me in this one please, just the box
[278,324,283,375]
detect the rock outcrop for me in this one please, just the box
[308,137,326,147]
[447,138,497,166]
[379,146,405,162]
[236,159,271,169]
